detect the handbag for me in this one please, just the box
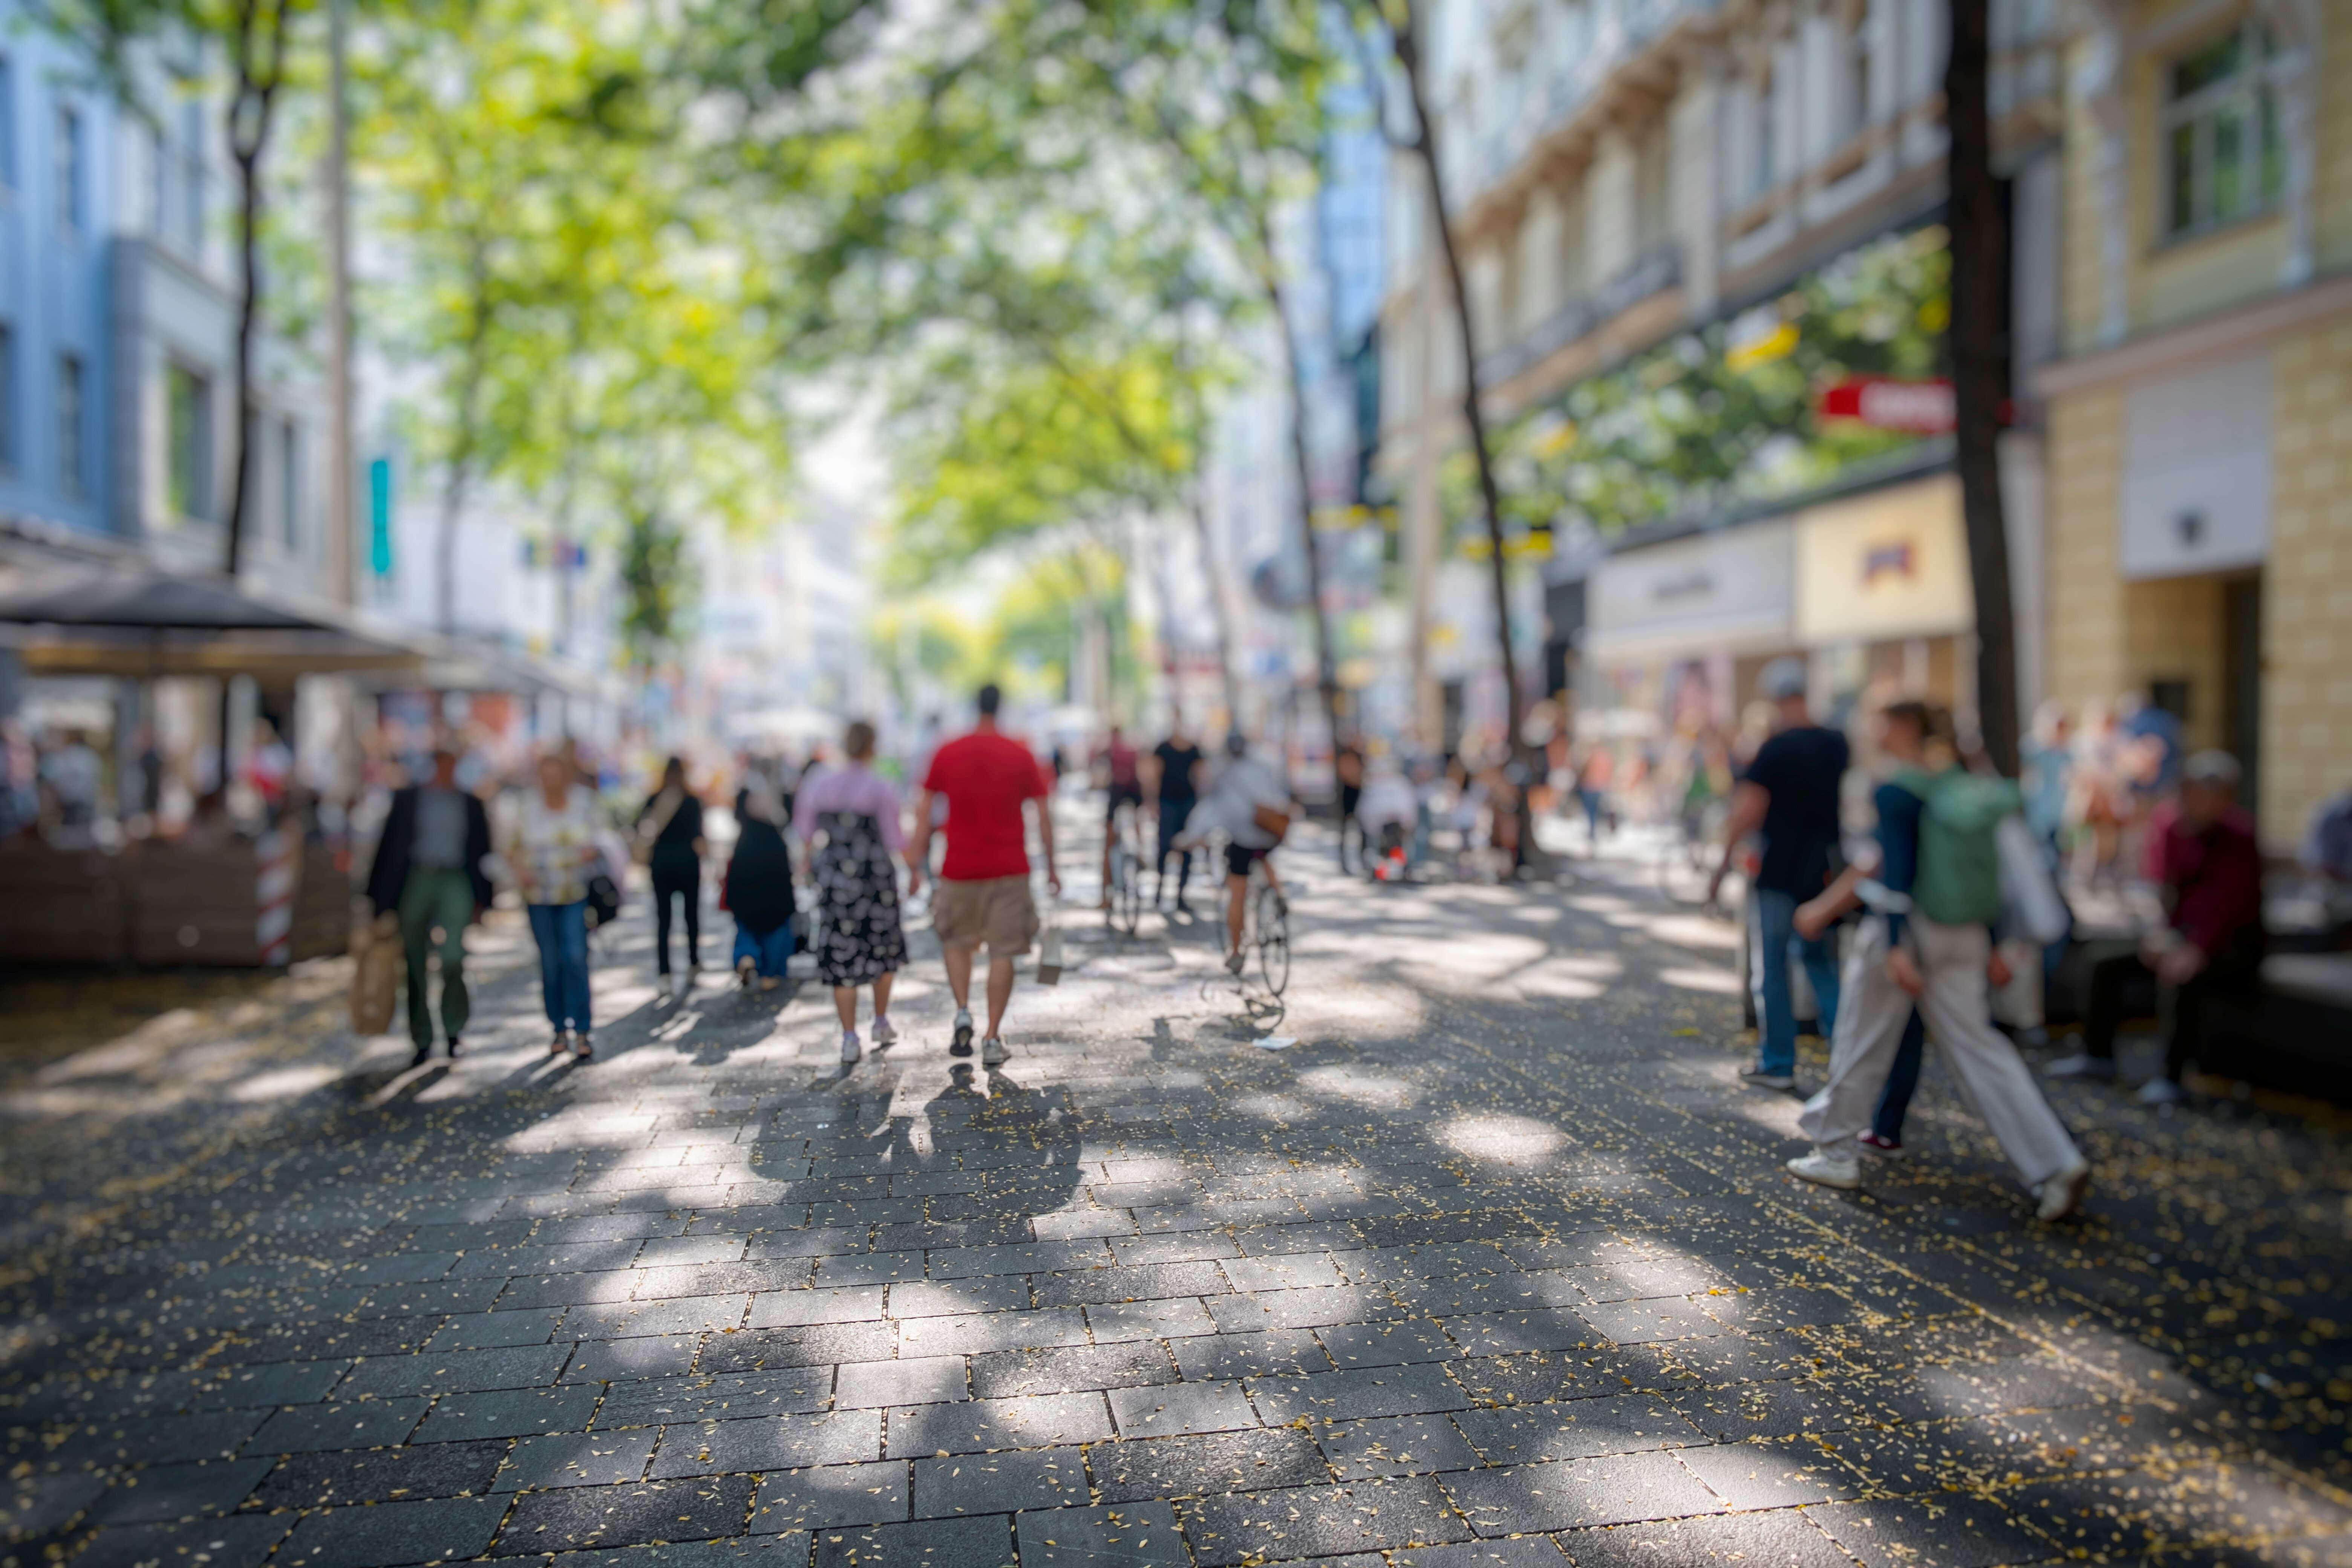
[349,908,399,1035]
[586,872,622,930]
[1251,803,1292,843]
[632,786,685,867]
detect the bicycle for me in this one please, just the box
[1658,796,1730,906]
[1104,798,1144,937]
[1245,854,1290,995]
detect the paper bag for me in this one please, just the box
[350,908,400,1036]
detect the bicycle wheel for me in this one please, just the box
[1115,821,1143,936]
[1254,881,1290,995]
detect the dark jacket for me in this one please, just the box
[637,789,705,877]
[365,786,495,918]
[726,789,799,935]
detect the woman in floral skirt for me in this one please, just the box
[794,720,911,1064]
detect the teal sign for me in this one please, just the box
[368,457,393,576]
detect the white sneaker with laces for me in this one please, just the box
[2045,1053,2115,1081]
[2036,1157,2092,1220]
[950,1009,975,1057]
[981,1037,1011,1065]
[2135,1077,2185,1106]
[1786,1148,1862,1190]
[871,1016,898,1047]
[840,1030,862,1064]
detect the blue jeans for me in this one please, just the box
[1873,1010,1926,1141]
[734,920,793,978]
[527,901,592,1032]
[1754,888,1842,1075]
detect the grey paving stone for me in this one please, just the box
[492,1475,759,1555]
[1442,1308,1601,1357]
[1554,1508,1852,1566]
[1390,1540,1571,1568]
[1807,1495,2053,1567]
[1032,1262,1230,1308]
[888,1277,1030,1318]
[1318,1413,1485,1479]
[810,1514,1012,1568]
[414,1384,603,1442]
[1673,1437,1858,1507]
[565,1334,706,1384]
[1108,1379,1260,1438]
[1672,1378,1873,1442]
[1084,1298,1217,1342]
[837,1356,969,1409]
[1016,1499,1187,1568]
[649,1410,884,1477]
[275,1494,508,1566]
[1441,1451,1724,1534]
[1565,1259,1734,1304]
[1318,1320,1461,1367]
[1577,1298,1730,1344]
[1403,1272,1591,1316]
[180,1360,351,1409]
[813,1252,927,1288]
[1171,1328,1333,1382]
[885,1392,1115,1456]
[925,1240,1113,1278]
[333,1343,573,1399]
[748,1460,911,1530]
[81,1457,272,1526]
[252,1439,508,1507]
[701,1321,897,1372]
[1208,1285,1407,1334]
[1184,1476,1472,1566]
[896,1309,1090,1357]
[430,1310,570,1350]
[549,1535,810,1566]
[971,1342,1174,1399]
[43,1409,265,1469]
[67,1514,292,1568]
[496,1429,662,1490]
[1111,1233,1240,1266]
[1452,1393,1700,1464]
[910,1448,1091,1517]
[246,1399,426,1454]
[1086,1428,1331,1503]
[3,1468,108,1536]
[574,1294,753,1340]
[1248,1361,1470,1424]
[1656,1334,1833,1387]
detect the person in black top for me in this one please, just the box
[1708,659,1849,1089]
[1148,721,1205,913]
[1334,741,1366,874]
[727,761,798,992]
[364,746,494,1065]
[637,756,707,999]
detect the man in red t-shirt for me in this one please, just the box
[910,683,1060,1064]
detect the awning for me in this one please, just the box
[0,566,423,679]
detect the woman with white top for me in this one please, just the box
[510,752,605,1059]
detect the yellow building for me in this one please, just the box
[2038,0,2351,851]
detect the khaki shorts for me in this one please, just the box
[931,874,1040,957]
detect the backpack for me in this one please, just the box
[1892,765,2021,928]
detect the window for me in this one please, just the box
[57,354,84,498]
[280,419,301,549]
[1836,3,1874,143]
[2163,21,2285,237]
[167,96,205,255]
[1755,64,1780,196]
[167,364,212,522]
[55,104,84,234]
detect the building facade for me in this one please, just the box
[2036,0,2349,850]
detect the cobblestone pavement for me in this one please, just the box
[7,810,2352,1567]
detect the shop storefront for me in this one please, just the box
[1793,471,1975,724]
[1583,518,1798,735]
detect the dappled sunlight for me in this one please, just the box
[1658,964,1743,996]
[1635,913,1743,951]
[1296,1063,1419,1109]
[1438,1110,1572,1164]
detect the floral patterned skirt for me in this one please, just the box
[814,811,908,987]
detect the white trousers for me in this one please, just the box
[1797,913,2082,1189]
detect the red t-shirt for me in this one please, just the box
[923,730,1050,881]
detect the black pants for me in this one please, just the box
[2082,940,2260,1081]
[652,862,701,974]
[1156,805,1194,903]
[1338,786,1364,872]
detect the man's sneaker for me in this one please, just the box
[1740,1065,1796,1090]
[871,1016,898,1048]
[446,1036,463,1060]
[1857,1131,1904,1156]
[2036,1157,2092,1220]
[1223,950,1247,975]
[840,1031,862,1065]
[2046,1053,2115,1081]
[982,1037,1011,1066]
[410,1041,432,1069]
[2136,1076,2186,1106]
[950,1009,975,1057]
[1787,1149,1862,1190]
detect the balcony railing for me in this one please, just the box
[1475,242,1683,389]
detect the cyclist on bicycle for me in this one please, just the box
[1180,732,1293,974]
[1094,724,1143,910]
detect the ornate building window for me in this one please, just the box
[2161,20,2285,237]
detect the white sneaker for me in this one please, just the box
[871,1017,898,1047]
[1786,1149,1862,1190]
[2036,1158,2092,1220]
[840,1031,862,1064]
[981,1037,1011,1065]
[2135,1077,2186,1106]
[2046,1053,2115,1081]
[950,1009,975,1058]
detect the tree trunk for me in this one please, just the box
[1185,484,1245,729]
[1386,8,1527,772]
[1254,227,1345,766]
[222,145,269,575]
[437,254,495,638]
[1946,0,2021,775]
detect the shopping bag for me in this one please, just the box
[1995,815,2070,945]
[1035,898,1063,985]
[350,907,399,1035]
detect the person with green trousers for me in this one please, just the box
[364,746,495,1066]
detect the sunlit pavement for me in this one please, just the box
[5,805,2352,1566]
